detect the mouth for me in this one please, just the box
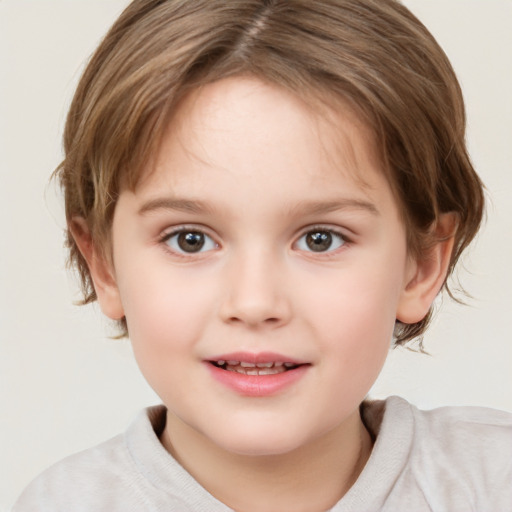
[209,360,301,376]
[205,353,310,396]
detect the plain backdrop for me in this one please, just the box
[1,0,511,509]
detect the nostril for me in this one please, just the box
[219,290,291,327]
[225,315,282,327]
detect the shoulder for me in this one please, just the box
[12,406,168,512]
[405,397,512,466]
[13,434,131,511]
[388,397,512,509]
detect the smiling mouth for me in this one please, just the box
[210,360,301,376]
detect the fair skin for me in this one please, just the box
[74,77,454,512]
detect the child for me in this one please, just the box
[13,0,512,510]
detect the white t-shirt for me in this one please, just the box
[13,396,512,511]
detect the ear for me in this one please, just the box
[397,213,457,324]
[70,218,125,320]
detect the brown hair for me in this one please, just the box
[58,0,485,344]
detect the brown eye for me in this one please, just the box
[165,230,217,254]
[178,232,205,252]
[306,232,332,252]
[296,229,346,253]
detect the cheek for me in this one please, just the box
[302,264,403,382]
[321,291,394,367]
[312,295,393,409]
[118,265,217,368]
[305,264,402,338]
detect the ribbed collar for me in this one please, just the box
[124,396,413,511]
[332,396,414,512]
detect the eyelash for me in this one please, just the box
[294,226,350,255]
[159,226,219,257]
[158,225,351,257]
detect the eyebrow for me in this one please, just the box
[138,198,215,216]
[138,196,379,217]
[288,198,379,217]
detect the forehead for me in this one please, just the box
[134,76,392,214]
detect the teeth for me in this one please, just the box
[225,366,288,375]
[257,367,286,375]
[214,360,300,373]
[217,361,292,367]
[240,361,280,368]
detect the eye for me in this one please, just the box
[163,230,217,254]
[295,229,346,253]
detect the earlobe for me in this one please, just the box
[70,218,125,320]
[396,213,457,324]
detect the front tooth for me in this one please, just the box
[258,366,286,375]
[240,362,256,368]
[256,362,274,368]
[246,369,259,375]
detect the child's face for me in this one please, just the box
[106,77,417,455]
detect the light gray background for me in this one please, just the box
[1,0,511,509]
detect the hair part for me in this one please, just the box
[58,0,485,344]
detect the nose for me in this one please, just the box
[218,250,291,329]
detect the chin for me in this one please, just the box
[206,421,315,458]
[223,438,305,457]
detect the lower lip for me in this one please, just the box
[205,363,309,397]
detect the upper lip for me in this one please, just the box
[206,351,308,366]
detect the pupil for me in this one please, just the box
[306,231,332,252]
[178,232,205,252]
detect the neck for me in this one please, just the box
[161,409,373,512]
